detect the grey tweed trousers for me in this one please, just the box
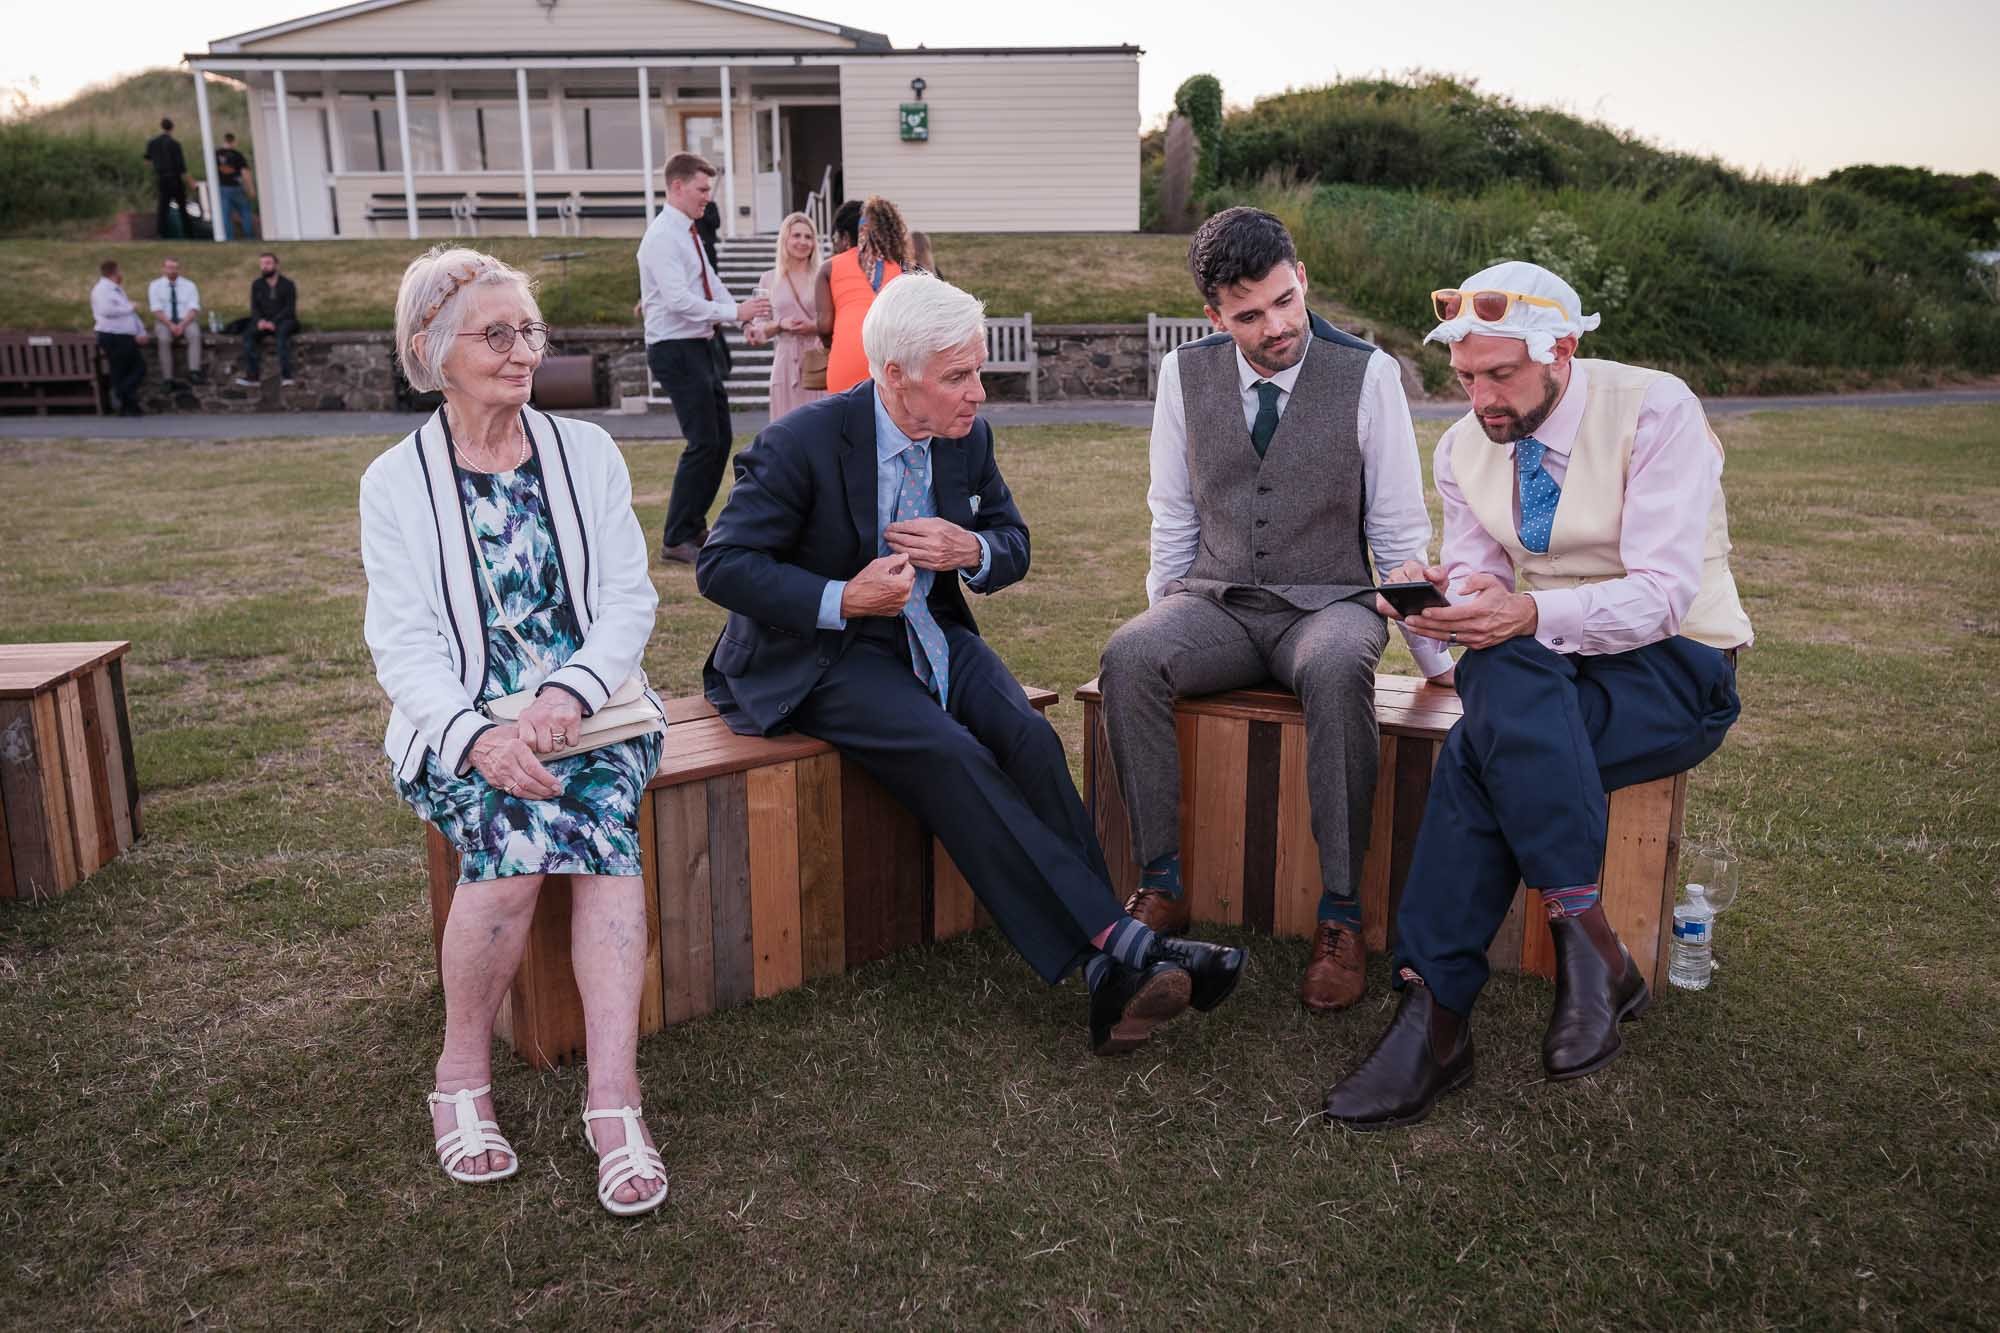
[1098,589,1389,915]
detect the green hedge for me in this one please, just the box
[0,124,151,233]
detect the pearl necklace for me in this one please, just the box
[449,408,529,472]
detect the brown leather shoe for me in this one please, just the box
[1123,885,1190,935]
[659,539,702,564]
[1543,904,1650,1080]
[1299,920,1366,1012]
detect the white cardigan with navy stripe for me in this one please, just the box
[360,406,661,783]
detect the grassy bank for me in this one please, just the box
[0,233,1204,333]
[1,407,1996,1327]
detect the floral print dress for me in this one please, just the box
[397,452,663,884]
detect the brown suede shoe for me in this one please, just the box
[1123,885,1190,935]
[1299,920,1366,1012]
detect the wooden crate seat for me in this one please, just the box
[0,642,141,900]
[425,688,1053,1068]
[1076,674,1688,991]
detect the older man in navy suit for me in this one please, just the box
[697,274,1244,1055]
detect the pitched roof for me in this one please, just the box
[208,0,891,55]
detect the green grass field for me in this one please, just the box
[0,408,1995,1328]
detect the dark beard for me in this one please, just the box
[1479,368,1564,443]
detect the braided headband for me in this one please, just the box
[417,262,487,332]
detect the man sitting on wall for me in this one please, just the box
[697,273,1246,1057]
[238,251,299,387]
[1324,262,1753,1130]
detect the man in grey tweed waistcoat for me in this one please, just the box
[1099,208,1454,1011]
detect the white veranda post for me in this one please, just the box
[393,68,419,240]
[517,67,539,239]
[192,69,225,242]
[272,69,300,241]
[638,67,656,221]
[720,65,736,238]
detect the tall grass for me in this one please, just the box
[1220,178,2000,392]
[3,69,253,232]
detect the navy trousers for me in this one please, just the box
[1395,634,1740,1016]
[650,335,734,548]
[791,619,1125,984]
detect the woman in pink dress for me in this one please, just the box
[747,212,828,421]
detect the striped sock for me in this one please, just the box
[1541,883,1601,919]
[1141,850,1184,900]
[1084,953,1114,992]
[1318,894,1362,929]
[1099,915,1158,970]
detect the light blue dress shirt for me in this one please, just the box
[816,393,994,629]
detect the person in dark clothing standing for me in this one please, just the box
[215,133,256,241]
[144,118,190,239]
[697,198,722,269]
[238,252,299,386]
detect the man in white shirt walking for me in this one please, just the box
[90,259,150,417]
[148,257,203,385]
[1097,207,1453,1012]
[637,152,771,563]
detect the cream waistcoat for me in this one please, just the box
[1443,358,1753,651]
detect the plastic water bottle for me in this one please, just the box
[1668,883,1715,990]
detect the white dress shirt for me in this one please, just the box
[147,275,201,321]
[91,278,145,335]
[1435,360,1732,656]
[636,206,738,343]
[1147,336,1454,678]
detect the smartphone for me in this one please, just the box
[1377,580,1449,616]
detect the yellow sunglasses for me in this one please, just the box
[1431,288,1572,324]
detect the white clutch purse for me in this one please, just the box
[482,673,665,761]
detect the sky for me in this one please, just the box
[4,0,1996,179]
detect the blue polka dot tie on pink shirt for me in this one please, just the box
[1515,436,1561,554]
[888,447,951,705]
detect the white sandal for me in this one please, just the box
[581,1104,668,1216]
[426,1084,520,1184]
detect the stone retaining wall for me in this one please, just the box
[113,322,1427,415]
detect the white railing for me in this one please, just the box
[803,164,834,250]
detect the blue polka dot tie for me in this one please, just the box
[1515,435,1561,555]
[887,447,951,705]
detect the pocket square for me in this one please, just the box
[969,494,982,515]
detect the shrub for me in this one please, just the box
[0,123,150,232]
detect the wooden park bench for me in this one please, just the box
[0,643,141,901]
[425,690,1051,1068]
[0,333,104,416]
[1076,674,1689,991]
[984,314,1038,404]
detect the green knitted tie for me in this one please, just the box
[1250,380,1282,458]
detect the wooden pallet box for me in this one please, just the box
[1076,674,1689,991]
[0,642,141,901]
[426,691,1029,1068]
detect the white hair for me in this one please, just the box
[393,245,540,393]
[861,272,986,381]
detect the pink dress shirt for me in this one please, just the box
[1434,360,1735,656]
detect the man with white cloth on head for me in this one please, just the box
[1323,260,1754,1131]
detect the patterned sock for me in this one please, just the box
[1084,953,1114,993]
[1318,894,1363,929]
[1141,850,1184,900]
[1099,915,1158,970]
[1541,883,1601,919]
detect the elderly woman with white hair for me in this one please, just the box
[695,273,1246,1059]
[359,246,670,1215]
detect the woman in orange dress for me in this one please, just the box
[816,196,909,392]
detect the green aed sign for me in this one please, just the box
[899,102,929,142]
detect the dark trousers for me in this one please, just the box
[1395,634,1740,1016]
[244,321,295,378]
[97,332,145,412]
[154,176,188,238]
[792,619,1125,984]
[649,336,733,547]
